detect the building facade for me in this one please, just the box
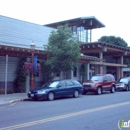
[0,15,129,93]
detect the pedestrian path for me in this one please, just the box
[0,93,28,107]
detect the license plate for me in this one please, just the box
[30,94,34,97]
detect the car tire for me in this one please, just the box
[96,87,102,95]
[110,86,115,93]
[73,90,79,98]
[129,86,130,91]
[47,92,55,101]
[126,85,129,91]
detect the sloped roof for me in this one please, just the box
[45,16,105,29]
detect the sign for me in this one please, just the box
[34,56,37,72]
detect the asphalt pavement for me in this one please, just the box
[0,93,28,107]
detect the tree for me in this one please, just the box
[41,60,54,84]
[98,36,128,47]
[14,58,28,92]
[98,35,130,66]
[44,25,81,78]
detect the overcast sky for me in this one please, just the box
[0,0,130,45]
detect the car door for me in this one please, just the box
[102,76,110,90]
[55,80,67,97]
[65,80,75,95]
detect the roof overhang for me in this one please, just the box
[81,42,130,57]
[0,44,47,59]
[44,16,105,29]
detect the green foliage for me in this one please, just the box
[41,61,54,84]
[98,35,130,66]
[14,58,28,92]
[124,59,130,67]
[44,25,81,74]
[98,36,128,47]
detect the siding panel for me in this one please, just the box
[0,56,20,82]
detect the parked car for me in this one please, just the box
[28,79,83,101]
[82,74,116,95]
[115,77,130,91]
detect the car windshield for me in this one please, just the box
[42,81,59,88]
[91,76,103,82]
[119,78,128,83]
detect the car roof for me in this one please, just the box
[95,74,113,76]
[51,79,77,81]
[120,77,130,79]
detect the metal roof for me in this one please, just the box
[44,16,105,29]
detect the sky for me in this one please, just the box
[0,0,130,45]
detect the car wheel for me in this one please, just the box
[96,87,102,95]
[73,90,79,98]
[110,86,115,93]
[126,85,129,91]
[129,86,130,91]
[48,92,55,101]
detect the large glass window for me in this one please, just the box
[69,26,91,43]
[77,27,87,42]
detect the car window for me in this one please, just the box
[49,81,59,87]
[91,76,103,81]
[106,75,112,82]
[58,81,66,87]
[103,76,108,81]
[119,78,128,83]
[71,80,81,85]
[66,80,74,86]
[42,81,59,88]
[109,75,115,81]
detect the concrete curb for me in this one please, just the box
[0,98,27,107]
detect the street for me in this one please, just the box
[0,91,130,130]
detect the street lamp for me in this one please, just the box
[30,42,36,90]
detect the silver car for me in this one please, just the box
[115,77,130,91]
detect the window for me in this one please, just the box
[91,76,103,82]
[58,81,66,87]
[103,76,108,82]
[66,80,74,86]
[119,78,128,83]
[107,75,112,81]
[77,27,87,42]
[71,80,81,85]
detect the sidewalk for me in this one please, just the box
[0,93,28,107]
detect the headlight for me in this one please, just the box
[28,91,31,94]
[37,90,46,94]
[91,83,95,87]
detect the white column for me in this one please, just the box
[86,63,90,80]
[120,56,124,77]
[71,70,73,79]
[77,63,80,81]
[99,52,103,74]
[60,71,64,79]
[26,57,30,93]
[5,55,8,97]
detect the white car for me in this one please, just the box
[115,77,130,91]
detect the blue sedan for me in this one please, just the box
[28,79,83,101]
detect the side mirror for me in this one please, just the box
[57,85,61,88]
